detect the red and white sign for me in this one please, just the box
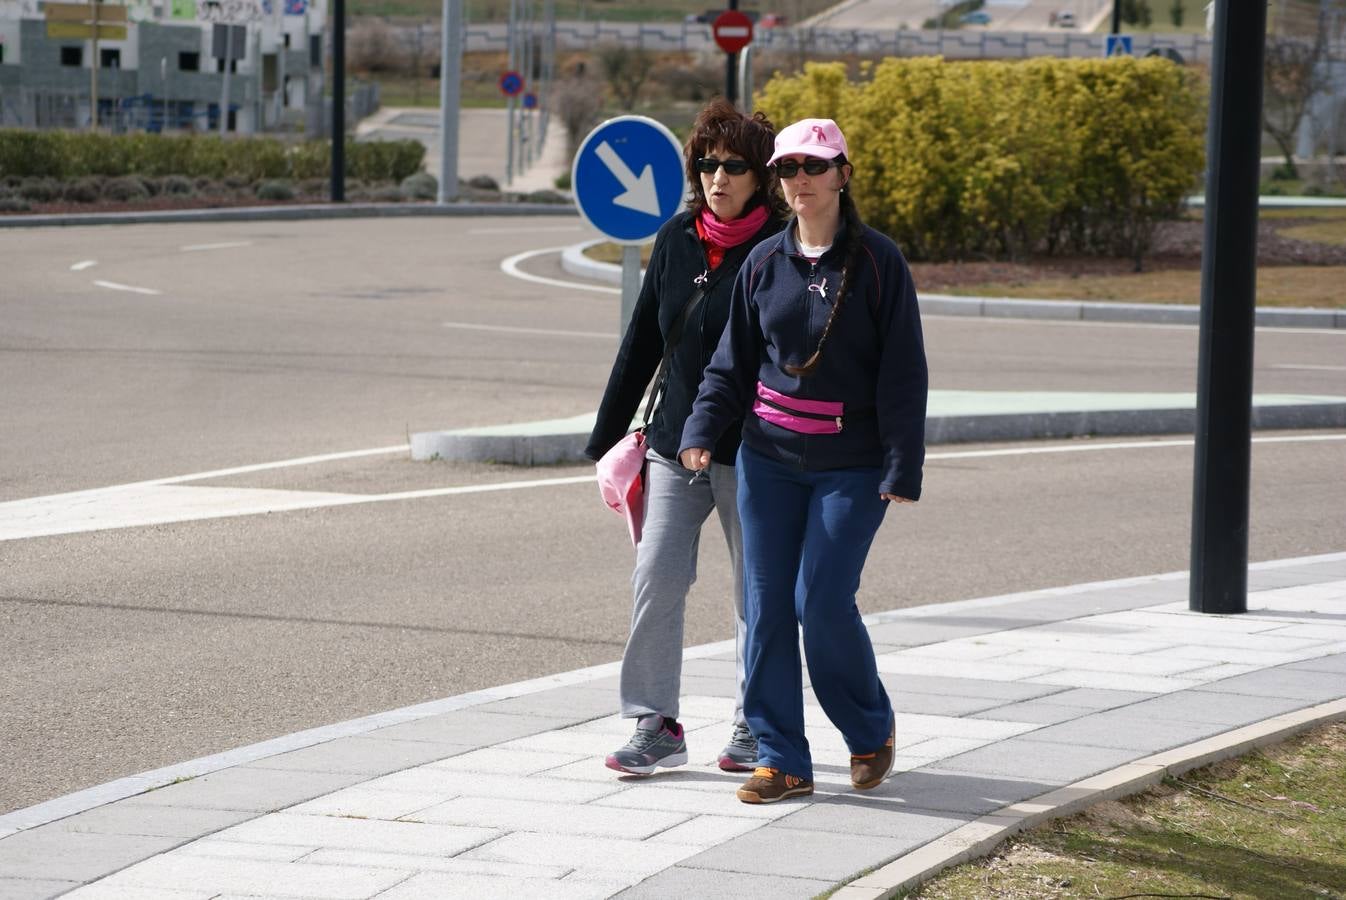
[712,9,753,54]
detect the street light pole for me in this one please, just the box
[437,0,461,202]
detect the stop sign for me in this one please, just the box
[712,9,753,54]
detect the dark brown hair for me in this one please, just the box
[785,155,864,378]
[684,98,789,220]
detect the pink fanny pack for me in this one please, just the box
[752,382,846,434]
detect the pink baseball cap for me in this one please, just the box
[596,432,647,546]
[768,118,849,166]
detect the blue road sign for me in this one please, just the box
[1105,34,1133,57]
[498,70,524,97]
[571,116,686,245]
[523,92,538,110]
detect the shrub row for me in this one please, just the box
[756,57,1207,265]
[0,131,426,184]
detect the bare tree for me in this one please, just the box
[402,24,431,106]
[596,43,654,111]
[347,18,398,75]
[553,76,604,161]
[1263,28,1329,179]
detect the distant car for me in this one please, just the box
[959,10,991,25]
[759,12,788,27]
[1052,10,1076,27]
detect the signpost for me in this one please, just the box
[45,2,128,129]
[571,116,686,331]
[713,7,752,106]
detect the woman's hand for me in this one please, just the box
[882,493,915,504]
[680,448,711,471]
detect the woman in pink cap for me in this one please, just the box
[680,118,928,803]
[586,99,788,777]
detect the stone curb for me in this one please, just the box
[0,202,578,229]
[833,696,1346,899]
[409,401,1346,464]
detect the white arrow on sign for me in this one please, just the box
[595,141,661,217]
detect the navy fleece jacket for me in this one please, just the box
[679,219,928,500]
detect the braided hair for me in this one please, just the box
[785,160,866,378]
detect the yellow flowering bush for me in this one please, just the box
[756,56,1206,265]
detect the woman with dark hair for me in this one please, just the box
[680,118,928,803]
[586,99,787,776]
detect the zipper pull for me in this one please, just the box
[836,416,844,433]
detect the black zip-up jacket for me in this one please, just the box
[680,219,928,499]
[585,209,785,465]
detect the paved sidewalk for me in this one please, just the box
[2,555,1344,899]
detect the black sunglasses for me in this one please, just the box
[695,157,753,176]
[772,158,841,178]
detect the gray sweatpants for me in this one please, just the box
[619,448,747,726]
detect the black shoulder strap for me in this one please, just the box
[641,262,735,429]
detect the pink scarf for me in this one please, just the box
[698,204,769,250]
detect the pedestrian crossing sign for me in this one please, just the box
[1106,34,1133,57]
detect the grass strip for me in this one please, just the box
[902,721,1346,899]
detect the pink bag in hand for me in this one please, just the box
[596,430,647,546]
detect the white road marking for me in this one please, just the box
[22,445,412,504]
[928,432,1346,462]
[1272,363,1346,372]
[469,226,584,235]
[181,241,253,252]
[93,280,162,296]
[442,321,613,340]
[500,246,619,295]
[70,260,97,271]
[0,476,595,542]
[3,433,1341,542]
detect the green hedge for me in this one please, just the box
[756,57,1206,265]
[0,131,426,184]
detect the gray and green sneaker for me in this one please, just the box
[718,722,759,772]
[605,716,688,775]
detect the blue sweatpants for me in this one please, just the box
[736,443,894,781]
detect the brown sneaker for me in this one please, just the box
[736,767,814,804]
[851,720,896,790]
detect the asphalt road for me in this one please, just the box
[2,216,1343,814]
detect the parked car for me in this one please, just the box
[959,10,991,25]
[1051,10,1076,27]
[758,12,787,27]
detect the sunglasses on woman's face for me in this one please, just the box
[695,157,753,176]
[773,158,841,178]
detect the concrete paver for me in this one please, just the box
[1,559,1343,898]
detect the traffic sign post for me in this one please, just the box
[571,115,687,331]
[713,7,753,106]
